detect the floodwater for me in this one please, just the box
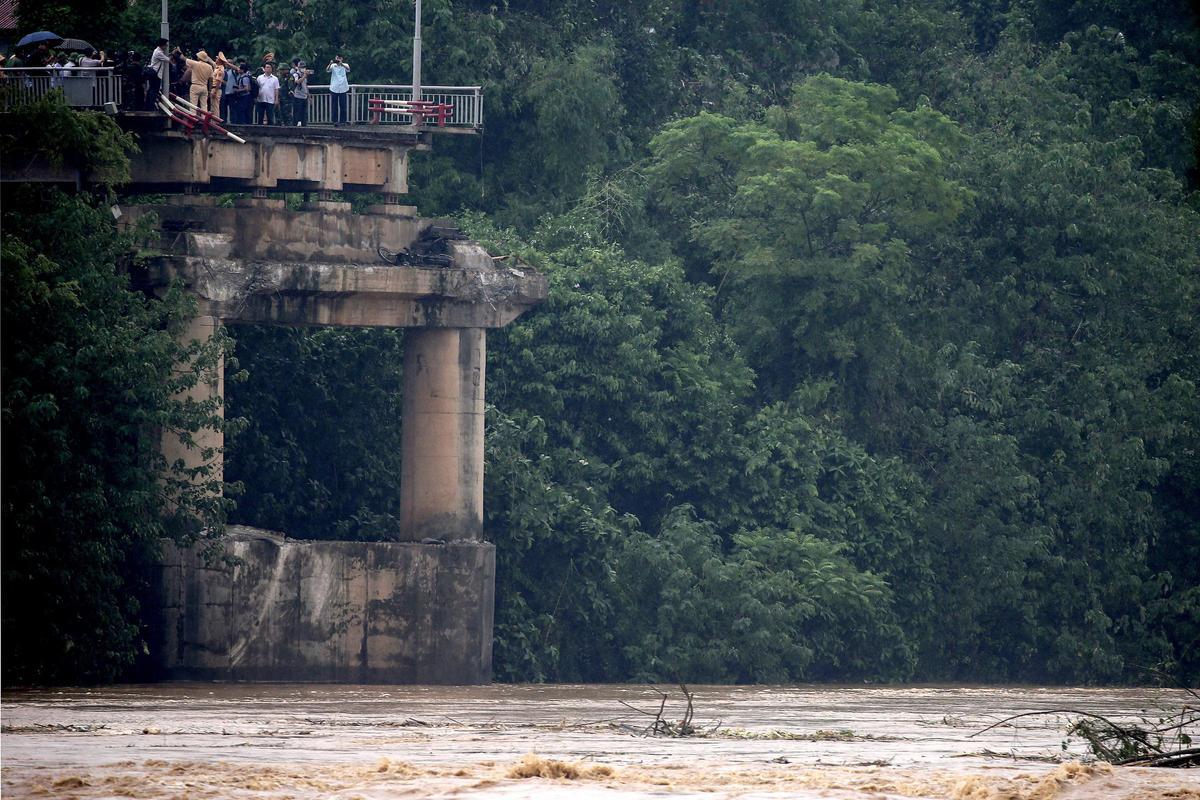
[2,684,1197,798]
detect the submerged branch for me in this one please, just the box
[969,709,1135,739]
[971,706,1198,768]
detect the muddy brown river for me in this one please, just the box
[2,684,1197,798]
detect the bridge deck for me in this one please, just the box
[1,111,431,195]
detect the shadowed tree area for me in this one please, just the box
[1,102,231,684]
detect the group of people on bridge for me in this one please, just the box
[2,42,107,74]
[145,39,353,126]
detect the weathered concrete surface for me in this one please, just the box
[0,120,429,194]
[134,201,545,547]
[124,126,427,194]
[132,203,540,683]
[128,201,424,265]
[400,329,485,542]
[154,527,495,683]
[126,204,547,329]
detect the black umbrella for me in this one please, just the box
[15,31,63,51]
[58,38,95,53]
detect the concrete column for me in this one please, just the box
[382,146,409,194]
[160,313,224,491]
[400,328,485,542]
[321,145,344,191]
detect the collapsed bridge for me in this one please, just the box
[1,97,546,683]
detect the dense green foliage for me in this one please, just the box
[11,0,1200,684]
[223,327,406,539]
[1,102,232,684]
[473,215,922,682]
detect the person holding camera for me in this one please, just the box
[290,59,311,126]
[327,54,350,125]
[219,56,239,121]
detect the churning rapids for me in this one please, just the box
[2,684,1197,798]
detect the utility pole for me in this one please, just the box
[412,0,422,104]
[159,0,170,97]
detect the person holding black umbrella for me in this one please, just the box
[15,31,62,52]
[13,32,59,72]
[30,43,52,68]
[57,38,94,55]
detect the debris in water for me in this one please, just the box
[52,776,88,789]
[507,754,615,780]
[720,727,903,742]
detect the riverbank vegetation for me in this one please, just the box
[1,103,231,682]
[4,0,1198,686]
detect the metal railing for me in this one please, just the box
[0,67,123,110]
[306,84,482,129]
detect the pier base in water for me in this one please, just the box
[152,527,494,683]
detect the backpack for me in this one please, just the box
[237,73,254,104]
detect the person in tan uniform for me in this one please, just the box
[180,48,214,113]
[210,53,229,117]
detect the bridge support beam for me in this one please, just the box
[400,328,485,542]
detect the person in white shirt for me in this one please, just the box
[49,54,68,87]
[255,63,281,124]
[145,38,169,109]
[326,55,350,125]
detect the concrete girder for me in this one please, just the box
[146,255,544,329]
[129,203,547,329]
[2,118,528,684]
[0,117,429,194]
[125,130,418,194]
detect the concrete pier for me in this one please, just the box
[156,527,494,683]
[400,328,486,542]
[0,108,532,684]
[131,200,545,683]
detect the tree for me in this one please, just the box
[647,76,970,403]
[472,210,920,682]
[1,101,231,683]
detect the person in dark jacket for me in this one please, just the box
[235,60,255,123]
